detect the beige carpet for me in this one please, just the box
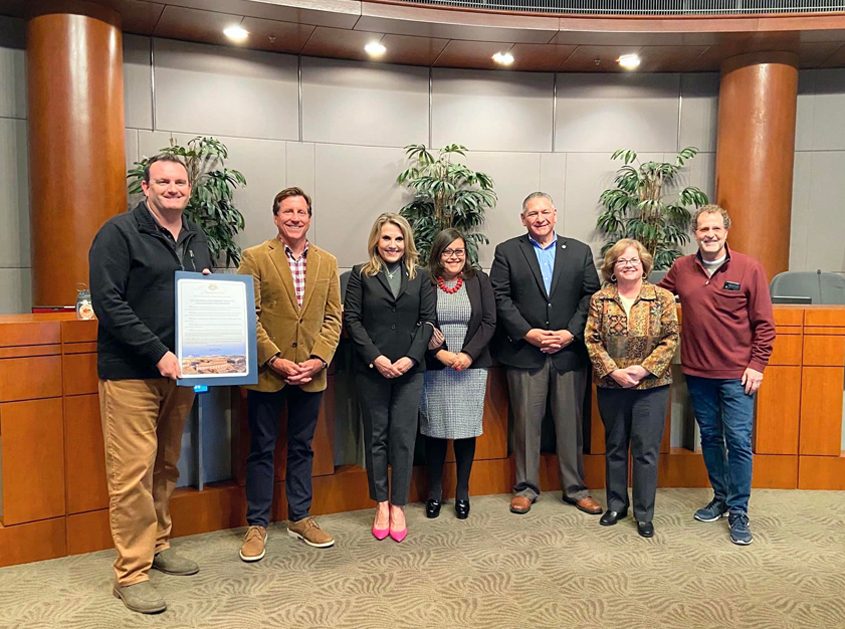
[1,488,844,629]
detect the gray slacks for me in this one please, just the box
[356,370,423,506]
[506,359,588,501]
[597,385,669,522]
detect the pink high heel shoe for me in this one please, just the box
[372,507,390,540]
[389,506,407,543]
[372,525,390,541]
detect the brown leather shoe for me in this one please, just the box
[510,495,533,514]
[563,495,602,515]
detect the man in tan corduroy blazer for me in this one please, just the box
[237,187,342,562]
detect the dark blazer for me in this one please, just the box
[489,234,600,372]
[426,271,496,370]
[343,263,436,374]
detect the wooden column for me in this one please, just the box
[715,52,798,280]
[26,2,126,308]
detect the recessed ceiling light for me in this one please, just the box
[617,53,641,70]
[492,51,514,66]
[364,40,387,57]
[223,24,249,43]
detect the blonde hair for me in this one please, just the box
[361,213,419,279]
[600,238,653,283]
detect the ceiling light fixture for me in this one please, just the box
[364,40,387,57]
[223,24,249,43]
[492,51,514,66]
[617,53,641,70]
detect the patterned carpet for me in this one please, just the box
[2,488,845,629]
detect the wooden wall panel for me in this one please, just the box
[476,368,508,460]
[60,320,97,344]
[0,398,65,524]
[310,465,373,515]
[0,320,60,347]
[798,455,845,490]
[772,307,804,327]
[659,449,710,487]
[0,345,60,359]
[752,454,798,488]
[803,307,845,328]
[754,365,801,454]
[799,366,844,456]
[62,353,99,396]
[64,394,108,514]
[0,356,62,401]
[769,332,802,366]
[66,509,112,555]
[0,518,66,567]
[803,335,845,367]
[170,482,246,537]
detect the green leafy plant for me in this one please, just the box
[397,144,496,266]
[128,136,247,267]
[596,146,709,270]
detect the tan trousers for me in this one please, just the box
[99,378,195,586]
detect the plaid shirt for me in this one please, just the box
[282,239,309,307]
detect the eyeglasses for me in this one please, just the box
[442,248,466,258]
[615,257,641,267]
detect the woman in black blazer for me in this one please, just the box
[421,229,496,520]
[344,213,435,542]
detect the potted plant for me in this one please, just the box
[397,143,497,266]
[596,146,709,270]
[127,136,247,267]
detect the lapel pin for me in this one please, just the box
[561,244,566,249]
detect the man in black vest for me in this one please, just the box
[490,192,601,515]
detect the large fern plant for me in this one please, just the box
[397,144,496,266]
[128,136,247,267]
[596,146,709,270]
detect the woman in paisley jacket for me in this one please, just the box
[585,238,679,538]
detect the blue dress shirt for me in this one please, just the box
[529,234,557,295]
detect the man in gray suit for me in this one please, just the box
[490,192,602,515]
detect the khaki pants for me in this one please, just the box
[99,379,195,586]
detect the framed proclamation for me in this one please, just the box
[175,271,258,386]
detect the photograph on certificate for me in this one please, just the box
[175,272,257,385]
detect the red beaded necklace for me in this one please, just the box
[436,275,463,294]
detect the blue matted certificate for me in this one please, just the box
[175,271,258,386]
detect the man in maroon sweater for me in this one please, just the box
[660,205,775,546]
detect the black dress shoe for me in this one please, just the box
[454,499,470,520]
[425,499,442,519]
[637,521,654,538]
[599,509,628,526]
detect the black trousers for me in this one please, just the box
[356,370,424,506]
[597,385,669,522]
[245,387,323,526]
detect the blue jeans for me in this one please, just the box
[685,376,755,514]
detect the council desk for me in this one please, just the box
[0,306,843,568]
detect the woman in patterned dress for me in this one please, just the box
[584,239,679,538]
[421,229,496,520]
